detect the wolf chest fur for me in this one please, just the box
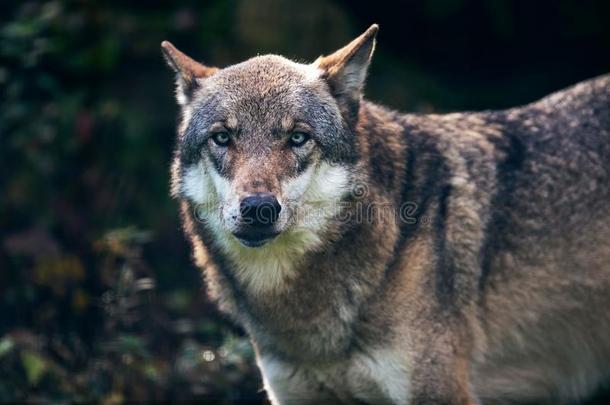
[162,25,610,404]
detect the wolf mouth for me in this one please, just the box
[232,230,280,248]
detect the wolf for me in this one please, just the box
[161,24,610,404]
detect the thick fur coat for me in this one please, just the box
[162,25,610,404]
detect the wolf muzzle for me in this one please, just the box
[239,192,282,227]
[233,193,282,247]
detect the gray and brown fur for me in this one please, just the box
[162,25,610,404]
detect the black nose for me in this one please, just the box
[239,193,281,226]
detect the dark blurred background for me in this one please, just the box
[1,0,609,402]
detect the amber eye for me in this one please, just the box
[211,131,230,146]
[289,132,310,147]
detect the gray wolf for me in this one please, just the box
[162,24,610,404]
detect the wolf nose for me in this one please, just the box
[239,193,281,226]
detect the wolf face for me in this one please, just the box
[177,55,351,249]
[163,27,378,274]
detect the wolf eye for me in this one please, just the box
[289,132,310,147]
[211,131,230,146]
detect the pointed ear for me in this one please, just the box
[161,41,219,105]
[314,24,378,119]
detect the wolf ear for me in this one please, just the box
[161,41,218,105]
[314,24,378,120]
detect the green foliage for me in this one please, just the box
[21,352,49,386]
[0,2,266,399]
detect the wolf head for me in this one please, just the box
[162,25,377,270]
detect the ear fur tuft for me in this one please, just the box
[161,41,218,105]
[314,24,378,119]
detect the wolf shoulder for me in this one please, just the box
[495,73,610,193]
[534,72,610,114]
[507,73,610,144]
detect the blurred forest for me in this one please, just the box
[1,0,609,402]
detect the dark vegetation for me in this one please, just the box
[1,0,609,402]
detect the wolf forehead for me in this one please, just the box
[203,55,323,99]
[179,55,352,162]
[190,55,340,124]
